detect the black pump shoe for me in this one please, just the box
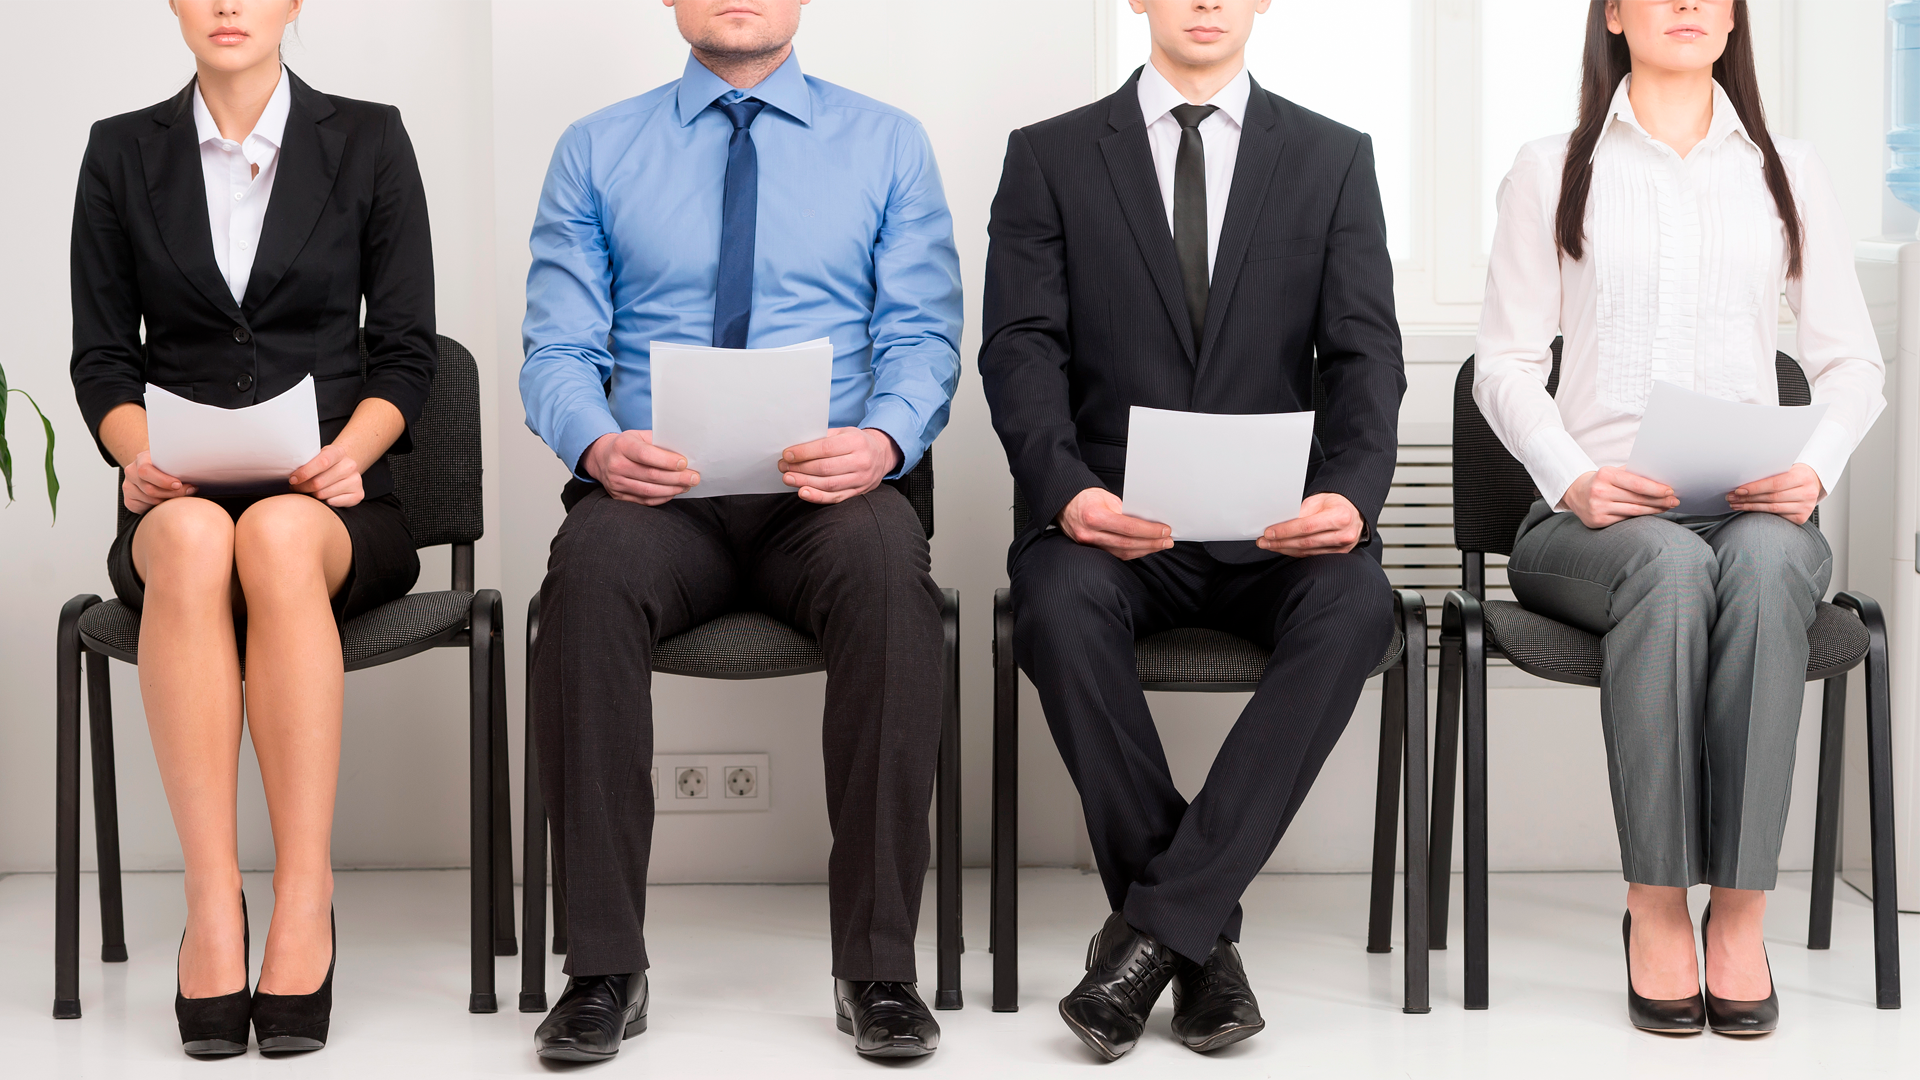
[1622,911,1705,1034]
[535,972,648,1061]
[1170,936,1265,1052]
[252,908,335,1054]
[176,892,252,1058]
[1701,905,1779,1036]
[834,979,939,1058]
[1058,912,1179,1061]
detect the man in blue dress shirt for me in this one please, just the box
[518,0,960,1062]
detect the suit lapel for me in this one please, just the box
[137,84,243,321]
[1195,82,1286,382]
[1098,79,1197,364]
[243,71,343,313]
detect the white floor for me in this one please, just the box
[2,868,1916,1077]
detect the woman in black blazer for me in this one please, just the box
[69,0,433,1057]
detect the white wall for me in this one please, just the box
[0,1,1896,882]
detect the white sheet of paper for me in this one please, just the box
[144,375,321,495]
[1623,380,1829,516]
[649,338,834,498]
[1120,406,1315,541]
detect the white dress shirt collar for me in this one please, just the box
[1595,74,1757,164]
[1136,59,1249,131]
[192,66,292,159]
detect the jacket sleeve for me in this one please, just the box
[1307,133,1406,533]
[356,104,438,454]
[69,123,148,467]
[977,127,1103,533]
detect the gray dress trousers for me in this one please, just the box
[1507,500,1831,890]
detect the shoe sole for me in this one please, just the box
[182,1039,247,1058]
[835,1012,936,1057]
[258,1036,326,1055]
[1184,1020,1265,1053]
[1632,1024,1706,1035]
[1057,1001,1129,1062]
[1710,1027,1775,1037]
[534,1013,648,1061]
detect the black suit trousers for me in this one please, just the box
[531,484,944,981]
[1011,533,1392,964]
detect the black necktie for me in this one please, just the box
[1170,103,1217,351]
[712,96,767,349]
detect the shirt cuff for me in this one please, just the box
[553,409,622,484]
[1796,418,1856,500]
[1520,426,1598,511]
[859,398,924,479]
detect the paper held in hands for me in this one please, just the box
[1623,381,1829,517]
[1120,406,1316,541]
[649,339,834,498]
[144,376,321,495]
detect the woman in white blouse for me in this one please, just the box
[1476,0,1882,1036]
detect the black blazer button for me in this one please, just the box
[236,372,254,392]
[232,326,251,343]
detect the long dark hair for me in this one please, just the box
[1554,0,1801,277]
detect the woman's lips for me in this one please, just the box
[1666,24,1707,40]
[210,26,248,45]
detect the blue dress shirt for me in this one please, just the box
[520,50,963,481]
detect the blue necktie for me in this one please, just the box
[712,97,766,349]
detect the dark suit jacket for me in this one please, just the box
[70,69,436,500]
[978,71,1404,562]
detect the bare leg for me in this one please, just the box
[1625,883,1699,999]
[1704,887,1772,999]
[233,495,352,996]
[131,498,246,999]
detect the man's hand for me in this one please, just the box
[1561,467,1677,529]
[1058,487,1173,560]
[1728,462,1823,525]
[290,444,366,507]
[584,430,700,506]
[781,427,898,505]
[122,450,197,514]
[1258,492,1366,557]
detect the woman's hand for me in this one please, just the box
[1728,463,1824,524]
[1561,467,1678,529]
[122,450,197,514]
[290,444,364,507]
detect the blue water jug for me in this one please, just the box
[1891,2,1920,212]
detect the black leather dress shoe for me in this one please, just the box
[833,979,939,1058]
[1623,912,1705,1034]
[1170,936,1265,1052]
[1058,911,1178,1061]
[1701,906,1778,1036]
[534,972,648,1061]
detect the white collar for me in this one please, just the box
[192,66,292,150]
[1136,59,1249,129]
[1595,73,1757,163]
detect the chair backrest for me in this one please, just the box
[1452,342,1811,556]
[375,334,485,550]
[886,451,936,540]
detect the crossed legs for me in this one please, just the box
[133,494,351,999]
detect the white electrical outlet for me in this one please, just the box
[653,753,770,812]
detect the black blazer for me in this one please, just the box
[978,71,1404,561]
[70,69,436,500]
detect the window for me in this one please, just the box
[1479,1,1590,253]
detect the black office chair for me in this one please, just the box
[989,486,1433,1014]
[1433,343,1901,1010]
[517,452,964,1012]
[52,335,515,1019]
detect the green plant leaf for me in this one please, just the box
[0,359,13,506]
[15,390,59,522]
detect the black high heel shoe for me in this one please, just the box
[1622,911,1705,1034]
[1701,905,1779,1035]
[176,892,252,1058]
[252,907,335,1054]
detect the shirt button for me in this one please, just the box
[232,326,251,343]
[236,372,254,392]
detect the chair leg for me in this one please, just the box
[520,595,549,1012]
[54,595,98,1019]
[1365,663,1403,955]
[85,650,128,964]
[991,588,1019,1012]
[1808,674,1846,951]
[490,606,517,958]
[1396,591,1431,1014]
[935,589,963,1010]
[1449,592,1490,1010]
[467,591,500,1013]
[1428,620,1463,949]
[1837,592,1901,1009]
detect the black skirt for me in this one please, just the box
[107,492,420,624]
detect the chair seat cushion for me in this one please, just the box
[653,612,826,680]
[77,592,476,673]
[1135,623,1404,691]
[1482,598,1869,688]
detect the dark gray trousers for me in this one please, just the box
[530,483,945,981]
[1508,501,1831,890]
[1011,534,1393,964]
